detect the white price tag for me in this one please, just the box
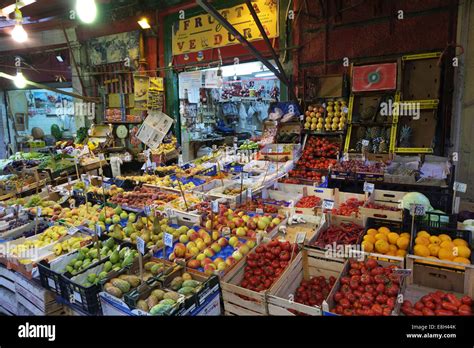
[67,226,79,235]
[247,188,252,200]
[342,107,349,113]
[164,232,173,247]
[95,224,102,237]
[362,139,370,147]
[136,237,146,255]
[68,177,72,186]
[410,204,426,216]
[221,227,231,237]
[74,157,80,165]
[454,181,467,193]
[144,206,151,216]
[256,208,264,214]
[37,207,42,217]
[295,232,306,244]
[342,153,349,161]
[322,199,335,210]
[393,268,412,277]
[178,155,184,166]
[211,201,219,213]
[98,153,105,161]
[363,182,375,193]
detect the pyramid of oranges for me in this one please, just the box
[361,226,410,257]
[413,230,471,264]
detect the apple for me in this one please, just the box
[205,220,212,230]
[196,253,206,261]
[214,257,225,265]
[212,231,220,241]
[179,235,189,243]
[236,227,246,237]
[217,237,228,247]
[203,235,212,245]
[168,252,176,261]
[189,246,199,256]
[174,243,186,258]
[229,236,239,247]
[247,231,257,238]
[187,259,201,269]
[225,257,236,267]
[232,250,243,261]
[239,245,250,255]
[204,248,215,257]
[272,217,281,225]
[211,243,221,253]
[186,241,196,249]
[199,230,210,239]
[246,221,257,230]
[204,263,216,275]
[246,240,256,249]
[242,215,250,223]
[201,257,213,267]
[217,262,227,271]
[257,219,268,230]
[196,241,206,251]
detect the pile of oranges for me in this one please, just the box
[361,226,410,257]
[413,231,471,264]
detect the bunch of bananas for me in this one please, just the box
[53,235,93,256]
[10,225,68,256]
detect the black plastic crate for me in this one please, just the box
[403,209,458,230]
[38,260,66,297]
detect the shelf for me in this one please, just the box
[106,120,143,124]
[303,130,345,136]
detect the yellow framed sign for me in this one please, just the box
[172,0,279,55]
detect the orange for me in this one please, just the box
[363,235,376,244]
[396,249,407,257]
[439,234,452,242]
[414,244,430,257]
[453,257,470,265]
[454,245,471,258]
[429,236,441,245]
[387,232,400,245]
[417,231,431,239]
[378,227,390,235]
[375,233,388,242]
[388,244,398,253]
[440,241,455,250]
[386,251,397,256]
[400,233,411,239]
[366,228,378,236]
[428,244,440,257]
[415,236,430,246]
[453,238,468,247]
[362,240,374,253]
[375,239,389,254]
[438,247,455,261]
[397,237,410,250]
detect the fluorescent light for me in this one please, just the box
[76,0,97,24]
[255,72,275,78]
[14,71,27,89]
[138,18,151,29]
[11,23,27,43]
[56,54,64,62]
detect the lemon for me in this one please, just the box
[400,232,411,239]
[363,235,376,244]
[375,239,389,254]
[388,232,400,245]
[414,244,430,257]
[388,244,398,253]
[378,227,391,235]
[429,236,441,245]
[362,240,374,253]
[366,228,378,236]
[454,245,471,258]
[415,236,430,246]
[417,231,431,239]
[453,238,468,247]
[440,241,455,250]
[428,244,441,257]
[438,247,455,261]
[397,237,410,250]
[439,234,452,242]
[375,233,388,242]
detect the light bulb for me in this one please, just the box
[14,71,27,89]
[76,0,97,24]
[11,23,28,43]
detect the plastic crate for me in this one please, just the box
[38,260,66,297]
[403,209,457,230]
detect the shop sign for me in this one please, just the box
[172,0,278,55]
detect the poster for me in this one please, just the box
[136,111,174,150]
[172,0,278,55]
[178,71,202,103]
[148,77,164,111]
[134,75,150,110]
[88,31,140,65]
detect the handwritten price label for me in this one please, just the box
[362,139,370,147]
[410,204,426,216]
[211,201,219,213]
[363,182,375,193]
[67,226,79,235]
[95,224,102,237]
[322,199,335,210]
[136,237,146,255]
[453,181,467,193]
[164,232,173,247]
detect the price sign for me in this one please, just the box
[67,177,72,186]
[362,139,370,147]
[98,153,105,161]
[144,206,151,217]
[322,199,335,210]
[95,224,102,237]
[256,208,264,214]
[410,204,426,216]
[363,182,375,193]
[454,181,467,193]
[74,157,80,165]
[247,188,252,200]
[342,153,349,161]
[37,207,42,217]
[211,200,219,213]
[164,232,173,247]
[342,107,349,113]
[136,237,146,255]
[67,226,79,235]
[295,232,306,244]
[178,155,184,166]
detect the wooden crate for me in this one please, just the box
[267,248,345,316]
[221,254,268,315]
[308,214,367,248]
[359,189,404,221]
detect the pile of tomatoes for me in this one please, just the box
[402,291,473,316]
[295,196,322,208]
[303,158,337,170]
[295,276,337,307]
[288,169,323,183]
[332,198,365,216]
[303,136,340,158]
[333,259,400,316]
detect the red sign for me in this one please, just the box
[352,63,397,92]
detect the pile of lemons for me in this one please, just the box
[361,226,410,257]
[413,231,471,264]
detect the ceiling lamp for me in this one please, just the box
[138,18,151,29]
[76,0,97,24]
[14,70,27,89]
[11,7,28,43]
